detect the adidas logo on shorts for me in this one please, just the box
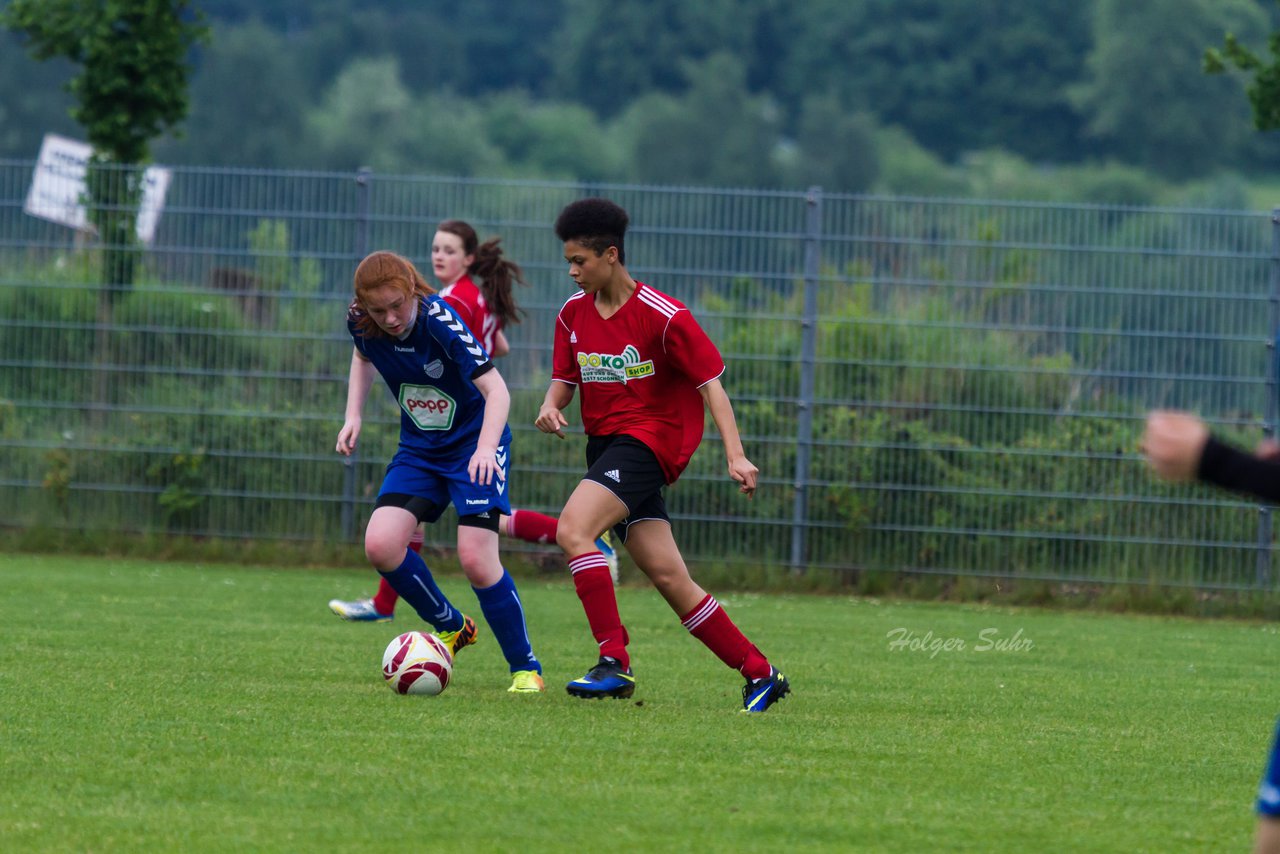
[605,469,621,483]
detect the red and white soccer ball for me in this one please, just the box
[382,631,453,696]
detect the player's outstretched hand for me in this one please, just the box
[1140,410,1209,483]
[336,419,361,456]
[728,455,759,499]
[535,404,568,439]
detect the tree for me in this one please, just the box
[549,0,760,117]
[785,93,879,193]
[0,30,78,158]
[4,0,208,288]
[161,20,307,168]
[304,57,416,171]
[1205,6,1280,131]
[619,53,780,188]
[1071,0,1265,179]
[776,0,1092,164]
[5,0,207,422]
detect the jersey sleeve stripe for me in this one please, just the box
[638,286,681,315]
[556,291,585,331]
[636,288,677,318]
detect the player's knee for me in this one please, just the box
[454,538,487,573]
[555,519,595,556]
[645,562,692,596]
[364,534,404,571]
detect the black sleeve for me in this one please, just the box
[1196,435,1280,503]
[470,360,495,382]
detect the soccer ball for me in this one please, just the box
[382,631,453,696]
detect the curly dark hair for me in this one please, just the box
[554,198,629,264]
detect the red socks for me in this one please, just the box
[508,509,558,545]
[372,529,424,616]
[569,552,629,668]
[681,594,771,681]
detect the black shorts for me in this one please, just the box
[584,434,670,544]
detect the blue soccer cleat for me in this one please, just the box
[328,597,393,622]
[566,655,635,699]
[595,532,620,584]
[741,666,790,713]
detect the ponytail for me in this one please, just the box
[470,238,526,328]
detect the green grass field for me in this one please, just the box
[3,553,1277,852]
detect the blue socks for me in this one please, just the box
[473,569,540,674]
[381,554,538,674]
[378,549,464,633]
[1259,717,1280,816]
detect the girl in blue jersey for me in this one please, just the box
[337,250,544,693]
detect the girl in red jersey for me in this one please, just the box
[535,198,790,713]
[329,220,618,624]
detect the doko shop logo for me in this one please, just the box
[577,345,654,384]
[400,385,456,430]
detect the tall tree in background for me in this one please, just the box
[4,0,207,290]
[1071,0,1264,179]
[4,0,207,419]
[1205,5,1280,132]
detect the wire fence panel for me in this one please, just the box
[0,160,1273,588]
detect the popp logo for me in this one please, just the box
[400,385,456,431]
[407,398,451,415]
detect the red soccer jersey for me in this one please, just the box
[439,275,500,356]
[551,281,725,483]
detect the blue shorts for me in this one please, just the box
[377,443,511,523]
[1258,717,1280,816]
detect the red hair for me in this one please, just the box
[347,251,436,339]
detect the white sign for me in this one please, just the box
[23,133,171,244]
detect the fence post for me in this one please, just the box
[342,167,374,542]
[790,187,822,572]
[1260,208,1280,587]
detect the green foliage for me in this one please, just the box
[10,0,1280,189]
[4,0,209,291]
[1206,17,1280,131]
[41,448,72,519]
[1071,0,1265,178]
[248,218,322,298]
[773,93,881,193]
[177,19,308,169]
[619,53,781,188]
[147,449,207,525]
[4,0,208,163]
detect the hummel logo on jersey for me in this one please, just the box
[605,469,621,483]
[570,331,577,343]
[465,499,489,506]
[395,345,415,353]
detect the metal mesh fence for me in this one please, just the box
[0,160,1274,588]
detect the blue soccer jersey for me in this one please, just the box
[349,294,512,465]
